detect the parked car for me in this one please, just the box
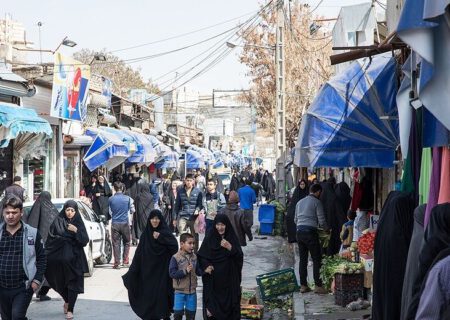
[23,198,112,277]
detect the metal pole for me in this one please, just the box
[275,0,286,206]
[37,22,42,64]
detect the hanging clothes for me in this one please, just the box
[418,148,432,205]
[197,214,243,320]
[372,191,414,320]
[405,202,450,319]
[438,147,450,204]
[286,180,309,243]
[122,210,178,320]
[400,204,426,320]
[424,147,442,226]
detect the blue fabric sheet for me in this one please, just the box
[295,55,399,168]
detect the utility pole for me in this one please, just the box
[37,22,43,64]
[275,0,286,206]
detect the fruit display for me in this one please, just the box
[357,230,376,254]
[256,268,299,300]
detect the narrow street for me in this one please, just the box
[27,208,292,319]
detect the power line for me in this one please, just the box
[110,9,259,53]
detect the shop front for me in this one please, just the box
[0,103,53,200]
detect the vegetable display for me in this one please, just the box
[320,255,364,290]
[256,268,299,300]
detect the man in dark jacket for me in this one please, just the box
[0,196,46,320]
[174,174,203,251]
[5,176,26,202]
[222,191,252,246]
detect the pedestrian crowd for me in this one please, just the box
[0,167,264,320]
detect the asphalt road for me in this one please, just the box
[27,208,288,320]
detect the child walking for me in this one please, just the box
[340,210,356,250]
[169,233,213,320]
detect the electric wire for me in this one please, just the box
[110,9,259,53]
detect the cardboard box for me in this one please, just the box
[241,304,264,319]
[360,256,374,272]
[364,271,373,288]
[241,290,258,305]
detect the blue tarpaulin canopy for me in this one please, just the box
[0,104,52,147]
[186,148,205,169]
[84,128,134,171]
[295,54,399,168]
[101,128,156,165]
[154,152,178,169]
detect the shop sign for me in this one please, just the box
[102,76,112,108]
[50,52,91,122]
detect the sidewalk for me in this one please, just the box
[292,245,371,320]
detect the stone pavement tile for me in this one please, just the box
[292,245,371,320]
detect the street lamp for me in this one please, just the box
[53,36,77,52]
[13,36,77,54]
[89,53,107,65]
[226,41,275,51]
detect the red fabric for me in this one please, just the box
[351,182,363,211]
[438,148,450,204]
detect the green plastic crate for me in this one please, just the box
[256,268,299,300]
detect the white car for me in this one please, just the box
[24,198,112,277]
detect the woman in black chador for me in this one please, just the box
[286,179,309,243]
[123,209,178,320]
[197,214,243,320]
[92,175,112,219]
[25,191,59,300]
[45,200,89,320]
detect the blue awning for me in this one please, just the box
[83,128,134,171]
[396,0,450,132]
[295,54,399,168]
[186,148,205,169]
[0,104,52,148]
[155,152,178,169]
[101,128,156,165]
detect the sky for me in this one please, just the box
[3,0,374,94]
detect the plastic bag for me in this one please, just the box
[194,212,206,234]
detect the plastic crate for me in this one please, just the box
[256,268,299,300]
[334,273,364,291]
[258,204,276,223]
[334,289,363,307]
[259,222,274,235]
[240,304,264,319]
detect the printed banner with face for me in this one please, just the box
[50,52,91,122]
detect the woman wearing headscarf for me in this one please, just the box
[221,191,253,247]
[197,214,243,320]
[45,200,89,320]
[372,192,414,320]
[286,179,309,243]
[415,246,450,319]
[24,191,59,301]
[405,202,450,319]
[132,182,155,240]
[400,204,426,320]
[123,209,178,320]
[319,180,347,255]
[92,175,112,220]
[334,181,352,214]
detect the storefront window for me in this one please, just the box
[63,151,80,198]
[23,139,54,201]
